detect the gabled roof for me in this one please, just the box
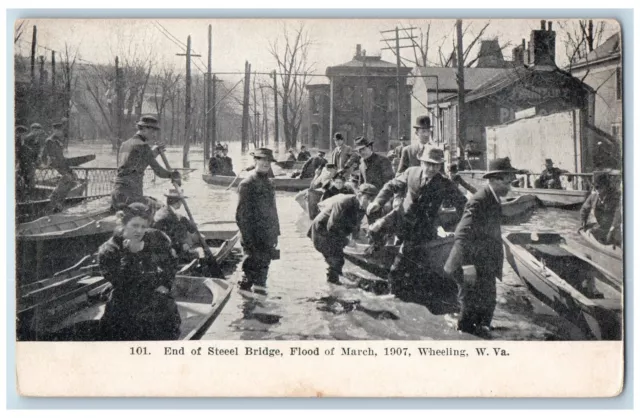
[571,33,621,68]
[326,55,412,76]
[414,66,510,91]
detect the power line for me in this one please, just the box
[152,21,208,73]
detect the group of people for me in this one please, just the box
[15,119,74,211]
[207,143,236,176]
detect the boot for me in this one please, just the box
[238,276,253,291]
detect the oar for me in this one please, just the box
[158,150,225,279]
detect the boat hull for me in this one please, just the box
[502,232,622,340]
[564,229,623,280]
[202,173,311,192]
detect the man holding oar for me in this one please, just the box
[111,115,182,211]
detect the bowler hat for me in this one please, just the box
[334,132,344,141]
[52,122,64,129]
[358,183,379,197]
[413,115,432,130]
[400,135,409,142]
[354,136,374,150]
[250,147,276,162]
[30,123,43,130]
[419,147,445,164]
[325,163,337,169]
[545,158,554,165]
[15,125,28,134]
[164,188,188,199]
[215,143,225,151]
[136,115,160,130]
[483,157,522,178]
[317,150,326,156]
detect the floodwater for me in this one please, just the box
[58,141,595,341]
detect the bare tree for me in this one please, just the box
[152,65,182,135]
[268,23,315,149]
[14,20,27,44]
[557,19,610,70]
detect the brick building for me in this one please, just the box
[306,45,413,152]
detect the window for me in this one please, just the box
[342,86,354,107]
[611,123,621,140]
[311,124,320,147]
[387,87,397,111]
[616,67,622,101]
[312,94,321,114]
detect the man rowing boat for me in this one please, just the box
[111,115,182,211]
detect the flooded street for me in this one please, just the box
[63,141,589,341]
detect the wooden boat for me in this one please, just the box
[343,236,455,279]
[502,231,622,340]
[437,194,541,230]
[17,229,239,341]
[563,229,623,281]
[458,170,590,209]
[29,178,88,201]
[274,160,305,170]
[65,154,96,167]
[202,173,312,192]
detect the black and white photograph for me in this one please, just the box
[11,15,626,397]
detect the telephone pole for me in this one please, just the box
[456,19,466,166]
[272,70,279,147]
[381,26,417,144]
[30,26,36,84]
[241,61,251,152]
[176,35,202,168]
[205,24,213,165]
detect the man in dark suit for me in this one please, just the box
[367,147,466,297]
[353,136,394,190]
[397,115,433,174]
[299,149,327,179]
[329,132,353,171]
[297,145,312,161]
[443,157,521,338]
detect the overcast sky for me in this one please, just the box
[14,18,620,84]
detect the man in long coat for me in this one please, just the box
[42,122,76,212]
[353,136,394,190]
[299,149,327,179]
[329,132,353,170]
[367,147,466,296]
[397,115,433,174]
[236,148,281,294]
[444,157,521,337]
[308,184,378,283]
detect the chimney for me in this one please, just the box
[512,46,524,66]
[548,21,553,31]
[530,20,556,66]
[355,44,362,58]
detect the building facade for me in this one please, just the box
[568,32,622,142]
[305,45,413,152]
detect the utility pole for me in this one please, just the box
[272,70,279,147]
[51,50,56,92]
[39,56,45,87]
[176,35,202,168]
[380,26,417,147]
[456,19,466,167]
[241,61,251,152]
[115,56,124,166]
[361,49,367,136]
[204,25,212,165]
[30,26,36,85]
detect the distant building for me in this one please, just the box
[306,44,413,152]
[568,32,622,142]
[435,20,597,169]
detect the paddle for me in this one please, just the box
[158,149,225,279]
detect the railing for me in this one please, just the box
[459,170,621,192]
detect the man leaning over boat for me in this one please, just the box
[580,172,621,246]
[111,115,182,211]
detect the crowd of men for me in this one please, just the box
[15,118,75,211]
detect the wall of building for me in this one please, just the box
[306,85,330,150]
[572,61,622,141]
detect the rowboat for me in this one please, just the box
[458,171,590,209]
[202,173,312,192]
[274,160,305,170]
[563,229,623,281]
[502,231,622,340]
[439,194,539,229]
[29,177,88,201]
[17,231,239,341]
[343,236,455,279]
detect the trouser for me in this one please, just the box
[47,173,76,211]
[241,245,273,287]
[387,240,424,296]
[315,237,346,281]
[453,267,497,332]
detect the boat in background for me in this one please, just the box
[274,160,305,171]
[202,173,312,192]
[502,231,622,340]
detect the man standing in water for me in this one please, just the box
[111,116,182,210]
[444,157,521,338]
[236,148,281,295]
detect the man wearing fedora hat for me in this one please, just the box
[534,158,569,190]
[220,144,236,176]
[112,115,182,211]
[444,157,522,337]
[353,136,394,191]
[236,148,281,293]
[397,115,433,175]
[152,188,199,260]
[308,183,379,284]
[299,149,328,179]
[368,146,466,297]
[43,122,77,213]
[329,132,353,171]
[208,144,225,176]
